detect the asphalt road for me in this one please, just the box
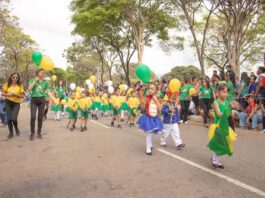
[0,104,264,198]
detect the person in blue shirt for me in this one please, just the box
[160,92,186,150]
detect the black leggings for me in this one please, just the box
[180,100,190,122]
[199,99,212,124]
[5,100,20,134]
[30,97,46,134]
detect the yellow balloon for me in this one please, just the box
[127,88,133,95]
[119,84,125,91]
[40,56,54,71]
[103,93,108,99]
[90,75,96,84]
[61,99,66,105]
[51,75,57,82]
[76,87,82,93]
[169,79,181,92]
[89,88,95,94]
[189,88,197,95]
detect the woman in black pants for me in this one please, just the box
[2,73,25,139]
[199,79,214,128]
[28,69,55,140]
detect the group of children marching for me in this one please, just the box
[49,81,235,169]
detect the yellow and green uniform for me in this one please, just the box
[29,79,51,98]
[112,95,122,116]
[101,93,109,112]
[127,97,140,116]
[119,95,130,112]
[2,82,24,103]
[208,100,237,156]
[91,95,101,110]
[66,98,78,120]
[51,98,61,112]
[78,97,89,119]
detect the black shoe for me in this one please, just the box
[129,123,134,127]
[37,133,42,139]
[8,134,13,139]
[146,152,152,156]
[29,133,35,141]
[117,124,122,129]
[84,126,87,131]
[15,128,20,136]
[111,121,114,127]
[176,144,186,150]
[80,127,84,132]
[70,127,74,132]
[73,125,76,129]
[151,147,153,151]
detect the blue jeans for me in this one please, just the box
[0,100,7,125]
[251,114,263,129]
[238,112,248,127]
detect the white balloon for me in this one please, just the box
[108,86,114,94]
[86,79,91,86]
[70,83,76,91]
[44,77,51,81]
[89,84,94,89]
[106,80,113,87]
[123,84,128,91]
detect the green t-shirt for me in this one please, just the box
[240,80,248,96]
[226,81,234,102]
[214,99,229,124]
[199,86,213,99]
[180,84,193,101]
[29,79,51,98]
[56,86,65,98]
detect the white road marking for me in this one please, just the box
[157,148,265,197]
[90,120,111,129]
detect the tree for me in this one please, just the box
[205,0,265,75]
[162,65,201,80]
[171,0,220,77]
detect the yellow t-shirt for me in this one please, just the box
[67,98,78,112]
[120,96,126,103]
[127,97,140,109]
[87,97,92,108]
[112,95,122,108]
[78,98,88,111]
[94,96,101,102]
[2,82,24,103]
[53,98,60,105]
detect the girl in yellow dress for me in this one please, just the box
[66,92,78,131]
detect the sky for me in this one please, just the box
[11,0,199,76]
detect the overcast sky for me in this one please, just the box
[11,0,199,76]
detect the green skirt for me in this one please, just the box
[91,102,101,110]
[79,108,89,119]
[119,102,130,112]
[101,104,110,112]
[66,107,78,120]
[51,105,61,112]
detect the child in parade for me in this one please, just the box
[66,92,78,131]
[51,92,61,121]
[91,92,101,120]
[78,91,90,132]
[137,83,163,155]
[208,84,237,169]
[160,92,185,150]
[101,92,110,117]
[119,90,129,122]
[111,89,122,128]
[127,90,140,127]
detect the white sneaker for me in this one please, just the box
[179,120,183,124]
[260,129,265,133]
[62,112,65,116]
[184,121,188,124]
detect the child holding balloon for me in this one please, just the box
[137,83,163,155]
[66,92,78,131]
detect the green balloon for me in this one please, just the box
[158,92,164,98]
[136,64,151,84]
[32,51,42,66]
